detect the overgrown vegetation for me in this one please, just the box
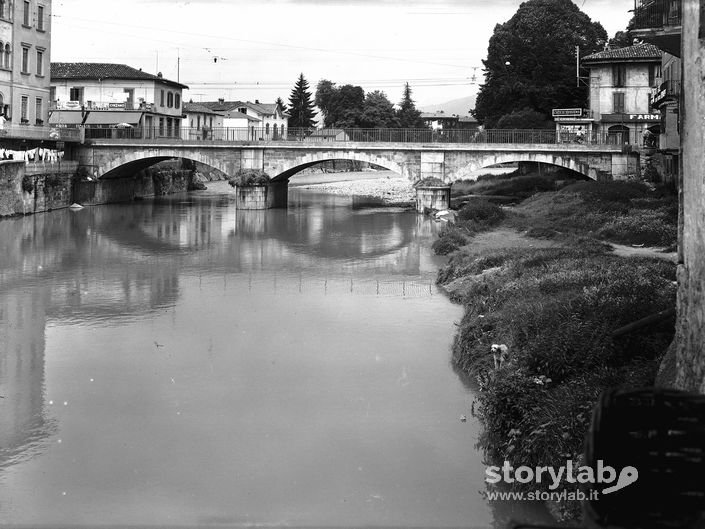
[228,169,271,187]
[432,198,505,255]
[507,180,677,247]
[451,168,584,199]
[441,247,676,517]
[434,175,678,521]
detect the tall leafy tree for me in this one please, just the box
[288,73,317,129]
[359,90,400,128]
[472,0,607,128]
[396,83,425,128]
[315,80,339,127]
[608,17,636,49]
[275,97,287,115]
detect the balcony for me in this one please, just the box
[650,80,681,108]
[632,0,682,56]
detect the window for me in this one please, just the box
[612,64,626,87]
[209,116,212,128]
[35,98,42,124]
[166,117,172,136]
[265,123,270,136]
[196,115,200,129]
[36,50,43,75]
[613,92,625,113]
[649,64,662,87]
[23,1,30,26]
[37,5,44,30]
[160,89,164,106]
[0,1,5,19]
[167,92,173,108]
[174,120,180,138]
[21,47,29,73]
[158,117,164,136]
[69,87,83,103]
[174,93,180,109]
[21,96,28,122]
[4,44,10,69]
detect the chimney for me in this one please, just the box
[255,99,260,104]
[157,72,163,78]
[218,98,225,104]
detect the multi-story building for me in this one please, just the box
[0,0,54,144]
[632,0,682,187]
[49,63,188,139]
[581,43,663,146]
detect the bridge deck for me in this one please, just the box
[83,139,625,153]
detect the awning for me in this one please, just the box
[49,111,85,125]
[84,111,144,125]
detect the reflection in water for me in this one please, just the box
[0,182,549,528]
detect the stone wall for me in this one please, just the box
[675,1,705,393]
[74,167,192,206]
[0,160,74,217]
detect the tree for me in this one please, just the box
[396,83,425,128]
[288,73,317,129]
[608,17,636,49]
[315,79,339,127]
[472,0,607,128]
[275,97,287,115]
[314,81,365,127]
[494,107,554,129]
[359,90,400,128]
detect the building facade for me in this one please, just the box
[50,63,188,139]
[0,0,53,144]
[581,43,663,146]
[200,99,287,140]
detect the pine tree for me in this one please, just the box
[275,97,287,115]
[288,74,317,129]
[396,83,424,128]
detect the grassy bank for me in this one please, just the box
[436,176,678,520]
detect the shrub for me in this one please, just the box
[432,227,469,255]
[414,177,446,187]
[228,169,271,187]
[457,198,505,225]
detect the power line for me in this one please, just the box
[53,15,472,70]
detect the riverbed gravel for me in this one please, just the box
[297,176,415,204]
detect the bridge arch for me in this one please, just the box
[267,151,406,181]
[94,148,232,179]
[453,151,602,181]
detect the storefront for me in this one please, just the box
[552,108,595,142]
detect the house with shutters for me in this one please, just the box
[581,43,663,146]
[49,62,188,139]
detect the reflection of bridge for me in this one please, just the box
[76,130,638,183]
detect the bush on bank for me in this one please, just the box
[439,247,676,502]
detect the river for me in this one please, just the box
[0,180,548,528]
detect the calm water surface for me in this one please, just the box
[0,180,547,528]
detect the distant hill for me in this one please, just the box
[420,95,476,117]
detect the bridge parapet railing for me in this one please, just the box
[82,126,620,146]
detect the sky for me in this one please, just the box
[51,0,633,110]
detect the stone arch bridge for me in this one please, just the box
[75,140,637,183]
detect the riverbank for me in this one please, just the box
[435,177,678,522]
